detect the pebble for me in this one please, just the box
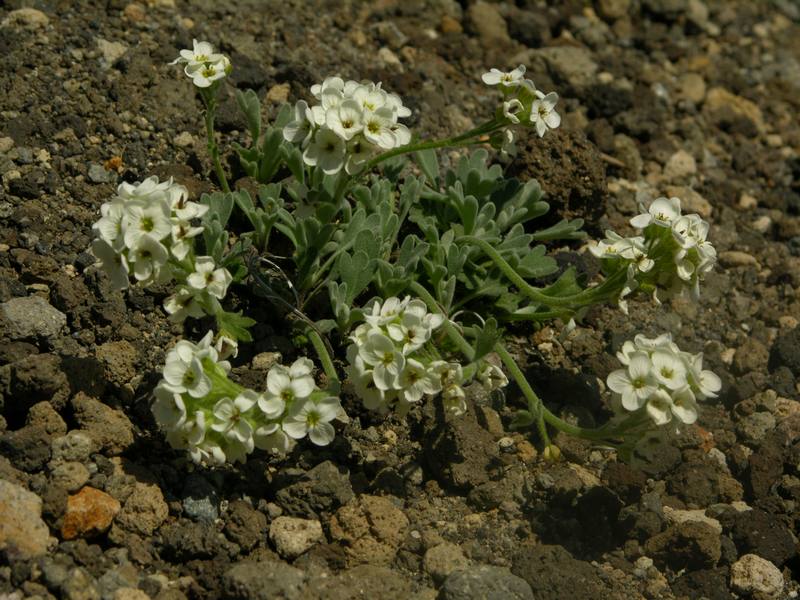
[50,461,91,492]
[730,554,784,598]
[269,516,325,559]
[704,87,766,135]
[752,215,772,233]
[173,132,194,147]
[662,506,722,534]
[738,193,758,210]
[666,186,712,218]
[223,559,306,600]
[0,479,53,560]
[96,38,128,67]
[424,542,470,583]
[719,251,758,267]
[1,295,67,341]
[88,163,115,183]
[0,7,50,29]
[440,15,463,34]
[468,1,510,44]
[329,495,409,566]
[61,486,121,540]
[181,473,219,522]
[115,483,169,536]
[51,431,96,463]
[266,83,290,104]
[0,137,14,153]
[597,0,631,20]
[663,149,697,180]
[737,412,777,444]
[678,72,706,103]
[72,393,134,455]
[251,351,282,371]
[440,565,534,600]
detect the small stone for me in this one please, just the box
[62,567,100,600]
[96,38,128,67]
[678,72,706,103]
[665,186,712,218]
[468,1,510,45]
[733,338,769,375]
[730,554,784,598]
[223,560,306,600]
[0,137,14,153]
[704,87,766,135]
[719,251,758,267]
[441,565,534,600]
[523,46,598,92]
[88,163,115,183]
[113,589,150,600]
[266,83,290,104]
[115,483,168,536]
[377,47,401,67]
[61,487,121,540]
[597,0,631,20]
[174,132,194,147]
[645,522,722,570]
[224,500,268,551]
[251,352,282,371]
[737,413,777,445]
[71,392,134,455]
[27,401,67,436]
[52,431,96,463]
[50,461,91,492]
[739,193,758,210]
[663,150,697,180]
[769,327,800,376]
[1,295,67,341]
[662,506,722,534]
[440,15,463,34]
[123,3,147,22]
[181,474,219,522]
[424,542,470,583]
[329,495,409,566]
[0,479,53,560]
[269,516,325,559]
[1,8,50,29]
[752,215,772,234]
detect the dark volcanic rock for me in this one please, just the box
[644,522,722,570]
[728,509,796,567]
[511,544,605,600]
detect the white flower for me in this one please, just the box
[670,387,698,425]
[502,99,523,124]
[686,353,721,399]
[266,361,315,404]
[253,427,293,454]
[169,184,207,220]
[129,234,169,282]
[151,383,187,430]
[163,287,206,322]
[311,76,344,99]
[645,389,674,426]
[442,383,467,416]
[363,107,397,149]
[353,83,387,112]
[166,412,206,450]
[215,335,239,361]
[91,239,130,290]
[171,39,223,70]
[631,196,682,229]
[188,58,229,88]
[529,91,561,138]
[162,350,211,398]
[116,176,172,202]
[607,352,658,411]
[359,330,405,390]
[170,218,204,260]
[303,127,346,174]
[477,363,509,391]
[398,358,440,404]
[94,199,126,250]
[326,99,364,141]
[651,349,688,390]
[345,137,372,174]
[210,392,257,445]
[122,201,172,250]
[283,100,314,147]
[186,256,232,299]
[481,65,526,86]
[282,396,340,446]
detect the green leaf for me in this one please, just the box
[337,250,375,303]
[200,192,234,228]
[509,410,537,430]
[530,218,587,241]
[472,318,502,361]
[273,103,293,128]
[515,246,558,279]
[216,309,256,342]
[235,88,261,141]
[257,127,286,183]
[414,149,440,186]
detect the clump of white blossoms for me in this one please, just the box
[90,176,233,322]
[152,331,344,466]
[590,196,717,312]
[482,64,561,146]
[170,39,232,88]
[283,77,412,175]
[607,333,721,429]
[345,296,508,417]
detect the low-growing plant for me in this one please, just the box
[90,44,721,466]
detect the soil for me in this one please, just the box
[1,1,800,599]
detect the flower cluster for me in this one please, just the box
[607,333,721,428]
[283,77,412,175]
[590,196,717,312]
[152,332,343,465]
[482,65,561,147]
[170,39,231,88]
[90,176,232,322]
[345,297,504,417]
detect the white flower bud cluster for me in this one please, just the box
[170,39,231,88]
[152,331,343,466]
[283,77,412,175]
[345,296,489,417]
[481,65,561,155]
[607,333,721,429]
[590,196,717,312]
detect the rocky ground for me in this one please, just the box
[1,0,800,598]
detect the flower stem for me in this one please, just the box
[200,90,231,194]
[364,119,503,171]
[308,329,340,392]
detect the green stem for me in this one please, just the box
[408,281,475,362]
[364,118,503,171]
[308,329,340,390]
[201,91,231,194]
[459,235,628,309]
